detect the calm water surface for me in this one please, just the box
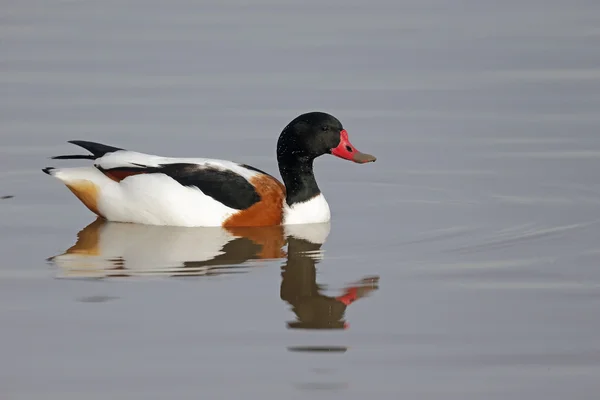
[2,1,600,399]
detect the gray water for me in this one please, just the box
[2,1,600,398]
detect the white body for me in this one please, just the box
[48,150,332,227]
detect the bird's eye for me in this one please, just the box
[321,126,329,132]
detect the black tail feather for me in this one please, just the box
[51,154,96,160]
[68,140,123,157]
[51,140,124,161]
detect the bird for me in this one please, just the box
[43,111,376,227]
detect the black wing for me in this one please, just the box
[100,163,261,210]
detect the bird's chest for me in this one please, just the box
[283,194,331,225]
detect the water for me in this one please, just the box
[2,1,600,398]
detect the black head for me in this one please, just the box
[277,112,376,167]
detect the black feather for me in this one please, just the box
[103,163,261,210]
[68,140,124,157]
[51,140,124,161]
[239,163,279,181]
[158,163,261,210]
[51,154,96,160]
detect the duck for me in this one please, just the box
[43,111,376,227]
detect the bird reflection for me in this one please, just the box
[48,218,286,278]
[49,218,379,329]
[282,225,379,330]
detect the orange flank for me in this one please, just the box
[65,180,103,217]
[223,174,286,228]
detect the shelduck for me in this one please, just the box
[43,112,376,227]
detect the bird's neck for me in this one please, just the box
[278,158,321,206]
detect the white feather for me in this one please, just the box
[283,194,331,225]
[51,166,114,187]
[98,173,239,226]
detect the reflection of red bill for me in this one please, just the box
[336,287,359,306]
